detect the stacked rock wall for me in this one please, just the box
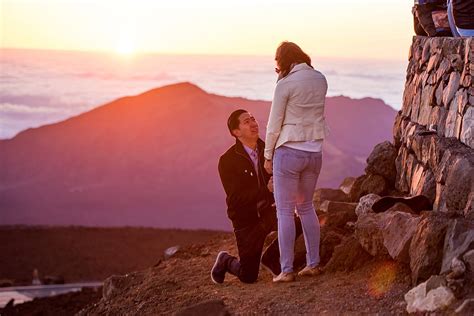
[393,36,473,218]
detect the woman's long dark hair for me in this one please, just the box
[275,41,313,78]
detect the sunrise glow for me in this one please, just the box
[1,0,414,60]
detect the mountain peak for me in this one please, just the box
[140,82,207,97]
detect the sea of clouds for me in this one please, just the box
[0,49,407,139]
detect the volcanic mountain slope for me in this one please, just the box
[0,83,396,229]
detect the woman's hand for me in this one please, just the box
[264,159,273,175]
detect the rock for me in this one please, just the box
[441,218,474,274]
[435,81,444,106]
[465,192,474,219]
[443,155,474,213]
[419,85,436,125]
[354,212,390,257]
[435,59,452,93]
[164,246,180,259]
[339,177,356,195]
[355,194,381,217]
[382,211,421,263]
[409,212,450,284]
[427,53,442,74]
[324,236,373,273]
[348,175,369,202]
[410,168,436,204]
[445,102,461,138]
[174,299,230,316]
[460,106,473,148]
[365,141,398,184]
[456,89,469,114]
[463,250,474,273]
[448,257,466,279]
[313,188,349,210]
[405,282,455,314]
[425,275,446,292]
[395,148,411,193]
[103,275,128,301]
[359,174,389,197]
[443,72,461,107]
[446,277,466,299]
[455,298,474,315]
[317,201,357,229]
[319,229,345,265]
[386,202,415,214]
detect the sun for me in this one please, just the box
[115,36,136,56]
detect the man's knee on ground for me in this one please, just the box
[239,272,258,284]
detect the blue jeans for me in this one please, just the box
[273,146,322,273]
[448,0,474,37]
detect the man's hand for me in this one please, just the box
[267,176,274,193]
[264,159,273,174]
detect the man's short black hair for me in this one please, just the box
[227,109,248,137]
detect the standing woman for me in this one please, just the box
[264,41,329,282]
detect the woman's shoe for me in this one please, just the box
[272,272,296,283]
[297,266,323,277]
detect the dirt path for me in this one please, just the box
[80,235,412,315]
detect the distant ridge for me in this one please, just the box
[0,82,396,229]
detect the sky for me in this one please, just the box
[1,0,414,60]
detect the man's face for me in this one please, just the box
[232,112,259,141]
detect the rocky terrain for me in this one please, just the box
[78,36,474,315]
[1,36,473,315]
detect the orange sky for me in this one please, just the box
[1,0,414,60]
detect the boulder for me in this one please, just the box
[360,174,389,197]
[319,229,345,266]
[365,141,398,184]
[324,236,373,273]
[405,281,455,314]
[448,257,466,279]
[463,250,474,274]
[409,212,450,284]
[440,154,474,213]
[317,201,357,229]
[355,194,381,217]
[382,210,421,263]
[441,218,474,274]
[455,299,474,315]
[313,188,349,210]
[354,212,391,257]
[348,175,369,202]
[339,177,356,195]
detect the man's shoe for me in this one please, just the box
[297,266,323,277]
[211,251,230,284]
[272,272,295,283]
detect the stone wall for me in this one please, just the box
[393,36,473,218]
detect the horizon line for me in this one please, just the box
[0,46,408,63]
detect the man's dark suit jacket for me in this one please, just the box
[218,138,274,230]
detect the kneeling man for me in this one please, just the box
[211,109,301,284]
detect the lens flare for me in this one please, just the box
[368,260,398,298]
